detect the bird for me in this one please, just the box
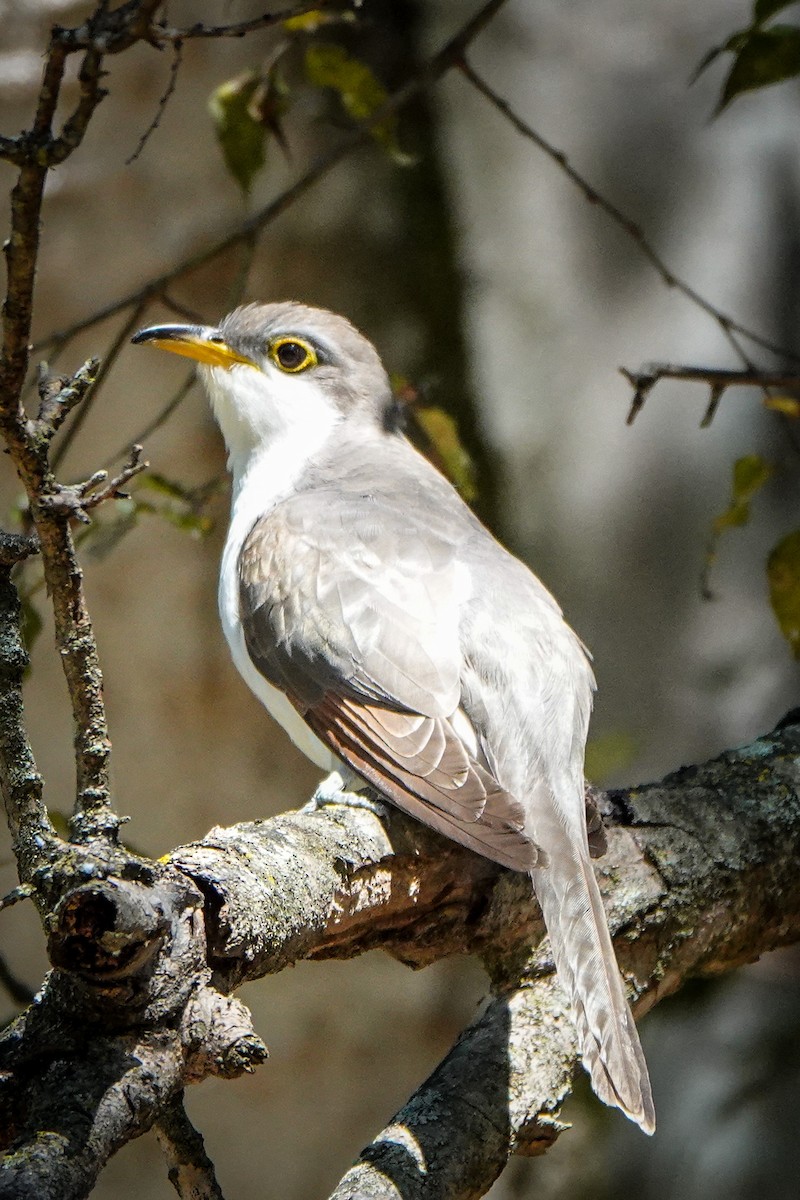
[133,301,654,1133]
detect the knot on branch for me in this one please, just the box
[49,876,170,978]
[182,986,268,1082]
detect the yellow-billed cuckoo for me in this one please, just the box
[133,302,654,1133]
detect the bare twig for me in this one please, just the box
[154,1093,227,1200]
[35,358,100,439]
[51,305,147,472]
[459,59,800,370]
[621,363,800,425]
[125,40,184,166]
[40,446,148,524]
[0,883,34,914]
[0,562,55,880]
[147,4,326,43]
[0,534,38,568]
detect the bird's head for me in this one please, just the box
[133,301,394,471]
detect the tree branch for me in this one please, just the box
[154,1093,227,1200]
[1,714,798,1198]
[145,4,327,44]
[620,363,800,425]
[169,717,800,1197]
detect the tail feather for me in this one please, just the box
[531,826,655,1134]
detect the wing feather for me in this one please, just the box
[304,694,538,872]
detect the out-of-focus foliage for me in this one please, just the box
[209,14,412,196]
[391,374,478,503]
[764,394,800,417]
[704,453,773,593]
[282,9,356,34]
[133,473,219,538]
[696,0,800,113]
[304,42,414,164]
[712,454,773,536]
[412,406,478,503]
[208,70,279,195]
[767,530,800,658]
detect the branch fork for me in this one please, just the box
[35,445,147,525]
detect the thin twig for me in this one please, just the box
[36,358,100,439]
[620,364,800,425]
[51,303,147,472]
[125,40,184,165]
[147,3,328,44]
[0,882,34,912]
[154,1092,227,1200]
[459,59,800,369]
[110,373,197,465]
[40,446,148,524]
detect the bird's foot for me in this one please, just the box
[302,769,389,819]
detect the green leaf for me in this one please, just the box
[767,529,800,657]
[412,405,478,503]
[754,0,800,26]
[137,472,195,501]
[209,72,267,194]
[692,32,750,84]
[304,43,414,165]
[718,25,800,111]
[712,454,773,534]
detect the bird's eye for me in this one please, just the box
[269,337,317,373]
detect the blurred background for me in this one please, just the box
[2,0,799,1196]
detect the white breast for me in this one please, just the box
[212,366,342,772]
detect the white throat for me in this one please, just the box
[203,360,342,772]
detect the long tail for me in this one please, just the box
[531,798,655,1134]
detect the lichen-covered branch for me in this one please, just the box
[169,718,800,1198]
[1,715,798,1199]
[0,553,57,882]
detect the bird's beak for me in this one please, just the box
[131,323,257,371]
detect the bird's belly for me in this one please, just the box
[218,537,338,773]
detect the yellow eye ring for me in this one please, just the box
[268,337,318,374]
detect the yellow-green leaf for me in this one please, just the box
[284,10,355,33]
[764,394,800,417]
[712,454,773,535]
[767,529,800,657]
[413,406,478,503]
[209,72,267,194]
[304,43,414,165]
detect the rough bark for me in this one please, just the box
[1,706,799,1197]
